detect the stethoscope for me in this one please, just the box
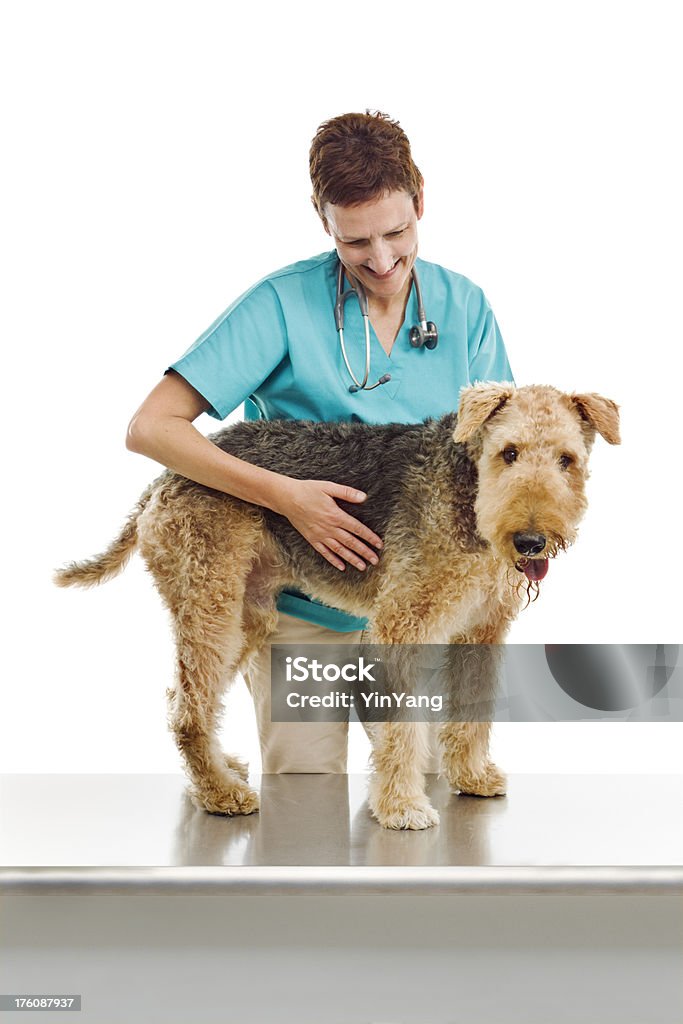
[334,257,439,393]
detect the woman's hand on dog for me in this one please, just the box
[275,478,383,571]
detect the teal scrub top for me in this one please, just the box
[168,250,514,631]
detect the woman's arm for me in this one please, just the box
[126,371,382,571]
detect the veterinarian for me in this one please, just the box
[127,110,514,774]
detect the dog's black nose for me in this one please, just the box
[513,532,547,556]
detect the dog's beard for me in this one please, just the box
[506,566,541,606]
[506,533,572,606]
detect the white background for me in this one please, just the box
[2,1,681,776]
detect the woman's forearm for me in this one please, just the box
[126,371,382,570]
[126,412,286,513]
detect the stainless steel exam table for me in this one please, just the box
[1,773,682,1023]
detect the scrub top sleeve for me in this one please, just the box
[467,289,515,386]
[166,281,289,420]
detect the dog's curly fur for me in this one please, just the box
[55,383,620,829]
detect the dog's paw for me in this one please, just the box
[223,754,250,782]
[190,782,260,817]
[373,799,440,830]
[452,761,507,797]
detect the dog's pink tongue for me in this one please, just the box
[523,558,549,582]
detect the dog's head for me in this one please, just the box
[453,383,620,589]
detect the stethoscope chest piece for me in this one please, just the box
[409,321,439,349]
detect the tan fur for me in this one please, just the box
[55,385,619,829]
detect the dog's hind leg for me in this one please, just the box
[140,489,263,815]
[205,587,280,787]
[228,550,285,782]
[237,542,284,671]
[169,605,260,815]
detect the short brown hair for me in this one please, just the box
[309,110,423,223]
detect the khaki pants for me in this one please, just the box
[243,612,441,774]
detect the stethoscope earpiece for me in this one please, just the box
[335,258,438,393]
[349,373,391,394]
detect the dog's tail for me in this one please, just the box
[54,485,153,589]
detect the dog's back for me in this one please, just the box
[54,411,480,592]
[210,413,471,532]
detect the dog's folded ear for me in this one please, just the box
[453,382,515,443]
[570,393,621,445]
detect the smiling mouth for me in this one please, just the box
[365,261,399,279]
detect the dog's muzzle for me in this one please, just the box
[513,533,549,582]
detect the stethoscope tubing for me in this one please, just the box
[334,258,436,392]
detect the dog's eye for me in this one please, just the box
[559,453,573,470]
[502,447,518,465]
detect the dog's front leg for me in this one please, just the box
[368,722,440,829]
[364,643,439,829]
[439,638,507,798]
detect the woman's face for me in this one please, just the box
[323,189,424,307]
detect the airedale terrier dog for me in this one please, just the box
[55,383,619,829]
